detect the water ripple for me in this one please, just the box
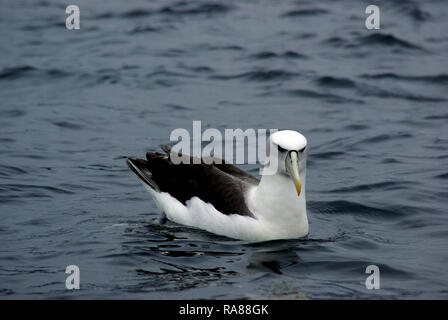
[309,200,408,219]
[281,8,330,17]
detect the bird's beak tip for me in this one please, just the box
[296,180,301,197]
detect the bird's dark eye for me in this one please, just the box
[277,145,287,153]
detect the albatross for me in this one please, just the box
[126,130,308,242]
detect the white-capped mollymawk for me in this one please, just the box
[127,130,308,242]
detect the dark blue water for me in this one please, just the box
[1,0,447,299]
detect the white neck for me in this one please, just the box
[247,171,308,239]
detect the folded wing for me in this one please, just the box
[127,146,259,217]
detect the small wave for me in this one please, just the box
[92,12,116,19]
[344,124,369,131]
[135,263,237,291]
[159,2,233,16]
[0,66,35,80]
[357,84,446,102]
[283,89,363,104]
[210,69,299,82]
[325,181,410,193]
[408,7,431,21]
[156,48,191,58]
[298,260,411,279]
[17,218,49,226]
[104,223,129,229]
[0,65,71,82]
[59,183,98,191]
[164,104,191,111]
[426,230,448,239]
[0,138,14,143]
[360,73,448,84]
[399,3,432,22]
[177,64,215,74]
[205,44,244,51]
[146,66,195,78]
[121,9,153,18]
[322,36,350,48]
[322,34,426,52]
[0,288,14,296]
[309,200,407,219]
[424,113,448,120]
[249,51,307,60]
[78,164,117,172]
[128,24,171,34]
[435,173,448,180]
[21,22,65,31]
[312,151,345,160]
[51,121,84,130]
[0,164,27,177]
[356,132,413,145]
[0,109,26,118]
[381,158,401,164]
[281,8,329,17]
[0,184,74,200]
[295,33,317,40]
[78,70,123,86]
[315,76,356,88]
[115,2,233,20]
[356,33,426,51]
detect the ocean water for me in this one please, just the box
[1,0,447,299]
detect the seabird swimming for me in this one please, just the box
[126,130,308,242]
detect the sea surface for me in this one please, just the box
[1,0,447,299]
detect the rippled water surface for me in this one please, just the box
[1,0,448,299]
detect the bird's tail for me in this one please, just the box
[126,158,160,191]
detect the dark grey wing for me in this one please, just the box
[126,146,258,217]
[211,161,260,185]
[163,145,260,185]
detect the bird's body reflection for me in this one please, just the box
[246,240,302,274]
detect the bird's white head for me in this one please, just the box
[268,130,308,197]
